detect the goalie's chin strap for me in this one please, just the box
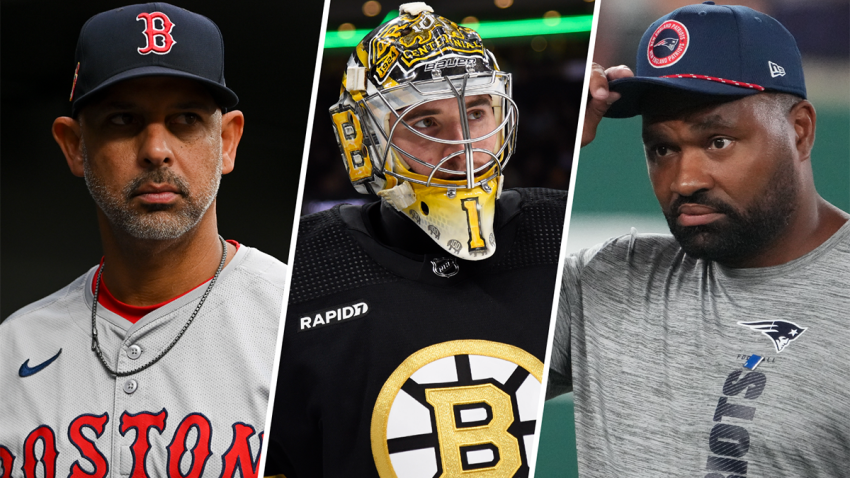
[377,182,416,210]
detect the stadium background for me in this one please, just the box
[538,1,850,478]
[0,1,324,320]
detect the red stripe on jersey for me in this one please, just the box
[92,240,240,323]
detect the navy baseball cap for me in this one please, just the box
[70,2,238,116]
[605,2,806,118]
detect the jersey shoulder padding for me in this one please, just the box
[288,206,397,305]
[233,246,288,291]
[492,187,568,271]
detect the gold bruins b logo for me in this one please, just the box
[371,340,543,477]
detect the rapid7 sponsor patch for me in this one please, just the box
[298,301,370,332]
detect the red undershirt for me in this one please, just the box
[91,240,240,324]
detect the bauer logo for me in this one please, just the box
[371,340,543,477]
[424,57,477,72]
[647,20,689,68]
[299,301,370,332]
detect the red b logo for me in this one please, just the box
[137,12,176,55]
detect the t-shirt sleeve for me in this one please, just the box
[549,244,604,383]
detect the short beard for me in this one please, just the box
[664,157,798,264]
[83,142,222,240]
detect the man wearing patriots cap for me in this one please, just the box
[548,2,849,476]
[0,4,285,476]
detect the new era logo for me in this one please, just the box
[768,61,785,78]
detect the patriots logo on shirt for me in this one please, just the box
[653,38,678,51]
[738,320,807,353]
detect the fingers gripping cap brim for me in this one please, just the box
[604,76,760,118]
[71,65,239,116]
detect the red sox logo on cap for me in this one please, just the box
[647,20,689,68]
[136,12,176,55]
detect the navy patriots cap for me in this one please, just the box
[605,2,806,118]
[70,2,238,116]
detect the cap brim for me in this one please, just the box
[71,65,239,116]
[604,76,761,118]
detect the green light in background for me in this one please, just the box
[323,14,593,49]
[381,10,399,23]
[475,15,592,39]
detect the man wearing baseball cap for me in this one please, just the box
[0,4,285,476]
[548,2,849,476]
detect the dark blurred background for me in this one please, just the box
[1,0,325,320]
[300,0,595,215]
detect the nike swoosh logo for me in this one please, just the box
[19,349,63,377]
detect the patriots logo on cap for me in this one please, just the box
[738,320,807,353]
[653,38,679,51]
[647,20,690,68]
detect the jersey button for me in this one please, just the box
[123,379,138,394]
[128,344,142,360]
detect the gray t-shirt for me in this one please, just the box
[551,221,850,477]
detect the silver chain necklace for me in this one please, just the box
[90,236,227,377]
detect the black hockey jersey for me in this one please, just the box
[265,188,566,477]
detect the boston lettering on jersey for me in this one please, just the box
[299,301,370,332]
[704,369,767,477]
[1,411,263,478]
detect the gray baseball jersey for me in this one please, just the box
[0,245,285,478]
[551,221,850,477]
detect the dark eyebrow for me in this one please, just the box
[641,122,665,144]
[465,97,491,109]
[690,114,735,132]
[641,129,658,144]
[402,107,441,121]
[642,113,736,143]
[400,97,492,121]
